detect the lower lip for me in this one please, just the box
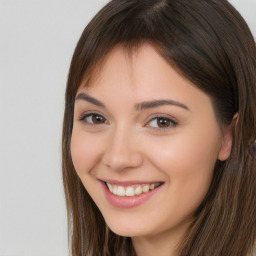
[101,182,164,208]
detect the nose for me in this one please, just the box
[102,127,143,172]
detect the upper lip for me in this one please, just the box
[99,178,164,186]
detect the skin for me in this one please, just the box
[71,43,233,256]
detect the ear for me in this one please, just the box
[218,113,238,161]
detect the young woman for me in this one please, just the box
[62,0,256,255]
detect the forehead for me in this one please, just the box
[77,43,208,106]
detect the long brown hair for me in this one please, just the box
[62,0,256,255]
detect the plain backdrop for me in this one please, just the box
[0,1,255,256]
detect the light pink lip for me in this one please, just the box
[100,180,164,208]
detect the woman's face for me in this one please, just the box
[71,44,229,239]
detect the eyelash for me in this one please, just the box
[79,113,178,130]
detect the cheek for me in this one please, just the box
[144,126,220,213]
[146,127,219,175]
[70,129,102,176]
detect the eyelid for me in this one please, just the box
[78,110,104,119]
[145,113,178,123]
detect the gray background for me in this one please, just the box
[0,1,255,256]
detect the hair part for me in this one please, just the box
[62,0,256,255]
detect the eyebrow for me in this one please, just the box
[75,93,105,108]
[75,93,190,111]
[135,99,190,111]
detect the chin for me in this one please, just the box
[105,216,153,237]
[109,225,146,237]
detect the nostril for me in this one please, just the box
[102,151,143,171]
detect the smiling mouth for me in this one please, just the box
[104,182,163,197]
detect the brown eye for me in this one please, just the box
[157,118,171,127]
[147,117,177,129]
[81,114,107,124]
[92,114,106,124]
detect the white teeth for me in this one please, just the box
[135,186,142,195]
[107,183,113,192]
[117,186,126,196]
[125,187,135,197]
[113,185,117,195]
[142,184,149,193]
[150,184,155,190]
[106,182,161,197]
